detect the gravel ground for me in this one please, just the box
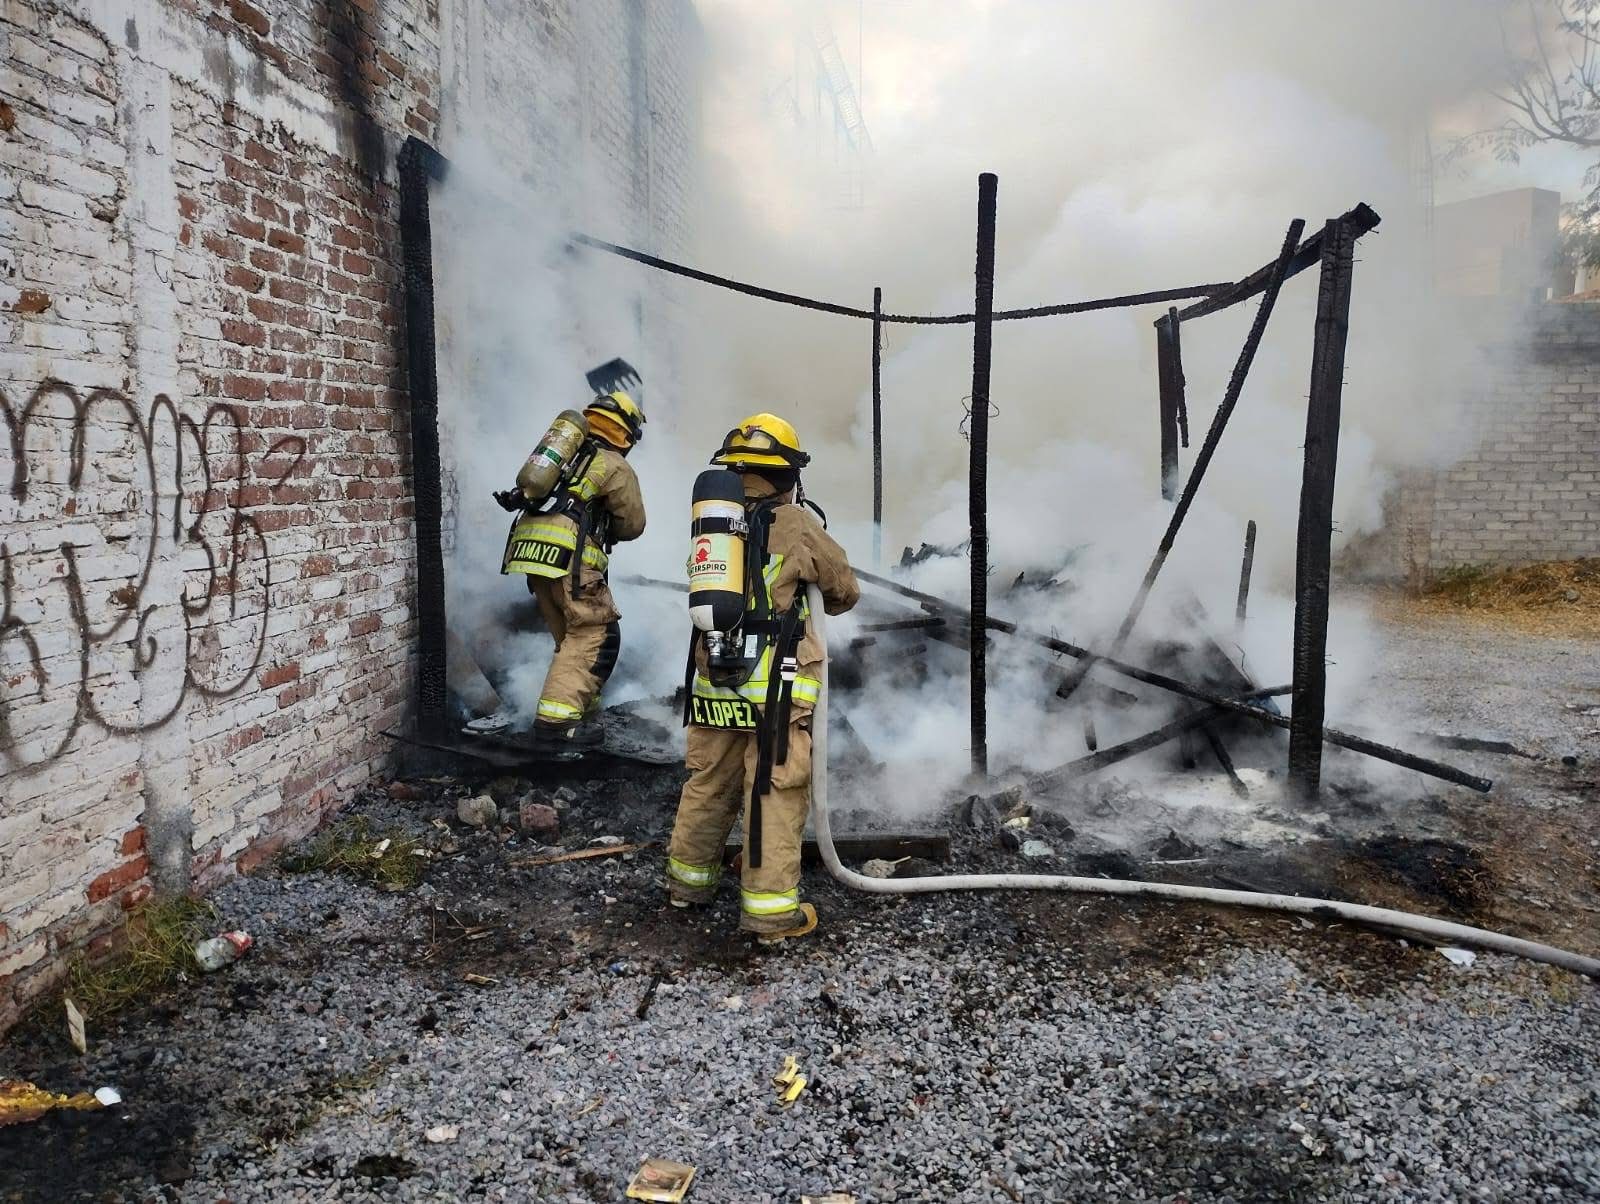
[1365,601,1600,767]
[2,599,1596,1203]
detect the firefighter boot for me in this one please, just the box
[755,902,818,946]
[531,719,599,759]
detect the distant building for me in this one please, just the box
[1433,187,1563,301]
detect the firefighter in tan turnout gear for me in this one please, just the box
[495,364,647,754]
[665,414,859,943]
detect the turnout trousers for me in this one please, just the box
[665,715,813,933]
[527,567,621,727]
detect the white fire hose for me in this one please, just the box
[805,585,1600,980]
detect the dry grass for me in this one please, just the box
[64,896,217,1021]
[1387,558,1600,639]
[281,816,427,890]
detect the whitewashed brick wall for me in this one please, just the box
[1394,304,1600,573]
[0,0,699,1031]
[1423,304,1600,566]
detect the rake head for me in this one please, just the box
[585,358,642,398]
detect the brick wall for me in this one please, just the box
[1349,302,1600,579]
[0,0,700,1031]
[1419,303,1600,568]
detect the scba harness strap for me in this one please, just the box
[501,440,614,594]
[746,593,805,870]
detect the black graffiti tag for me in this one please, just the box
[0,380,306,771]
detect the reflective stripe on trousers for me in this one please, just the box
[536,699,584,723]
[666,857,719,889]
[741,886,799,917]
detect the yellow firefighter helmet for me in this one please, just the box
[584,390,646,448]
[710,412,810,470]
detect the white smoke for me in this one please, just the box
[432,1,1535,803]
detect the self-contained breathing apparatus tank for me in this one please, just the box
[687,468,750,683]
[515,409,591,504]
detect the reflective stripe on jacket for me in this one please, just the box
[503,515,610,577]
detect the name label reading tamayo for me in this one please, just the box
[509,540,566,567]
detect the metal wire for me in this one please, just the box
[571,233,1228,325]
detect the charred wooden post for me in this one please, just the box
[1289,218,1356,797]
[1156,307,1185,501]
[872,285,884,566]
[398,137,450,737]
[969,172,998,777]
[1235,519,1257,633]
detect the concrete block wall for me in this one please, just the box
[1349,302,1600,579]
[0,0,699,1032]
[1419,303,1600,568]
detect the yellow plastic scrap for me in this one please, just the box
[0,1080,104,1127]
[772,1055,799,1089]
[772,1055,807,1106]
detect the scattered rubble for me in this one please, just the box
[626,1157,697,1201]
[64,999,86,1056]
[519,800,561,841]
[961,793,1002,830]
[456,794,499,829]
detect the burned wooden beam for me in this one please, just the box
[969,172,999,778]
[872,285,885,566]
[1235,518,1257,635]
[1175,591,1259,695]
[1289,217,1356,798]
[398,137,451,737]
[859,616,947,634]
[1027,708,1220,792]
[855,570,1493,793]
[1059,219,1305,707]
[1172,202,1380,323]
[1156,306,1185,501]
